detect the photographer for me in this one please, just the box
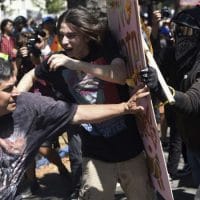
[15,32,41,81]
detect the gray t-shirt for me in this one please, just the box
[0,92,77,199]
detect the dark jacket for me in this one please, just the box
[157,47,200,151]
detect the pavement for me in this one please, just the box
[169,161,197,200]
[22,145,197,200]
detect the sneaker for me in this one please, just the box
[67,190,79,200]
[20,186,33,199]
[19,180,40,199]
[195,185,200,200]
[170,164,192,179]
[177,164,191,176]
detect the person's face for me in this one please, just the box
[0,76,20,116]
[15,23,24,32]
[58,22,90,59]
[5,21,14,35]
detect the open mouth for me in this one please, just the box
[9,100,16,105]
[65,48,73,54]
[10,103,16,107]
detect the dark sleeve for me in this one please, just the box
[35,52,67,83]
[155,46,175,79]
[173,78,200,116]
[27,93,77,139]
[35,59,51,81]
[150,33,161,60]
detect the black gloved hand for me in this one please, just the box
[140,66,159,91]
[140,66,166,101]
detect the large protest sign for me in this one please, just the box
[180,0,200,6]
[106,0,174,199]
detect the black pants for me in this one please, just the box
[67,125,82,192]
[167,121,188,176]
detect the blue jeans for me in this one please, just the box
[187,148,200,187]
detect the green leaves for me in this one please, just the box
[46,0,66,13]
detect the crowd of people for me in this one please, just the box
[1,2,200,200]
[141,4,200,200]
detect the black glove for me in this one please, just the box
[140,66,166,101]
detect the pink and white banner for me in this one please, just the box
[107,0,174,199]
[180,0,200,6]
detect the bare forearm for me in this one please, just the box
[72,103,127,124]
[17,69,35,92]
[70,58,127,85]
[72,86,149,124]
[48,54,127,84]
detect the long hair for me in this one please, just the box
[57,6,106,45]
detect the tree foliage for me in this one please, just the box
[46,0,66,13]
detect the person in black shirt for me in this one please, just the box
[18,7,155,200]
[141,5,200,189]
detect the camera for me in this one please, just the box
[161,7,171,18]
[27,26,46,57]
[16,25,46,57]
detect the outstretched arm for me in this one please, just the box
[140,66,200,116]
[72,86,149,124]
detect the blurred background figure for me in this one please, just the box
[13,16,32,36]
[0,19,17,59]
[41,16,62,52]
[0,18,17,73]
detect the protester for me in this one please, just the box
[149,8,191,180]
[141,5,200,188]
[0,19,18,74]
[0,57,148,200]
[18,7,155,200]
[13,16,31,36]
[0,19,17,60]
[41,16,62,52]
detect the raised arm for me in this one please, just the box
[17,68,36,92]
[47,54,127,85]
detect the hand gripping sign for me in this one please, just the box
[107,0,174,199]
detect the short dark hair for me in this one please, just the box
[1,19,13,33]
[0,58,14,82]
[14,16,27,26]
